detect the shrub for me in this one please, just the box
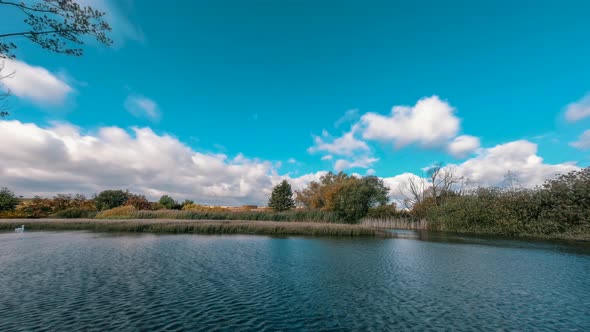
[52,208,98,219]
[0,187,19,212]
[95,205,136,219]
[94,190,129,210]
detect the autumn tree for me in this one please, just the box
[295,172,390,222]
[268,180,295,212]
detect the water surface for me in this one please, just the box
[1,231,589,331]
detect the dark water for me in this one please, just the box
[1,231,589,331]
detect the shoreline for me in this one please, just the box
[0,219,388,237]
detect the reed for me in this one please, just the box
[95,207,344,223]
[0,219,389,237]
[360,217,429,230]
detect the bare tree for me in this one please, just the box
[399,175,427,209]
[0,0,112,58]
[0,61,14,117]
[0,0,112,116]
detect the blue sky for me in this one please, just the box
[0,0,589,204]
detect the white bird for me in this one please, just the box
[15,225,25,233]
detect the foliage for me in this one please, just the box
[52,208,97,219]
[125,194,153,210]
[268,180,295,212]
[0,187,19,211]
[159,195,182,210]
[417,167,590,237]
[95,205,136,219]
[295,172,390,223]
[94,190,129,211]
[16,196,53,218]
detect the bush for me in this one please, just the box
[52,208,98,219]
[95,205,136,219]
[0,187,19,212]
[95,190,129,211]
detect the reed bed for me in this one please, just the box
[0,219,389,237]
[360,218,430,230]
[95,208,344,223]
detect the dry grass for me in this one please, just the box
[361,217,429,230]
[0,219,389,237]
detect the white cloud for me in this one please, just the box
[308,130,369,156]
[570,129,590,150]
[78,0,144,46]
[453,140,578,188]
[565,93,590,122]
[360,95,460,148]
[447,135,481,158]
[334,109,359,128]
[0,120,321,206]
[124,94,160,121]
[0,59,73,105]
[287,158,297,164]
[334,155,379,172]
[321,155,333,161]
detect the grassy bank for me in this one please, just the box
[94,208,344,223]
[0,219,388,237]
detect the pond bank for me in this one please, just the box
[0,219,388,237]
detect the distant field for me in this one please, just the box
[0,219,389,237]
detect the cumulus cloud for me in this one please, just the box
[565,93,590,122]
[124,94,160,121]
[0,120,322,205]
[447,135,481,158]
[453,140,578,188]
[308,129,369,156]
[359,95,460,148]
[570,129,590,150]
[334,155,379,172]
[0,59,73,105]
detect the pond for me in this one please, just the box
[1,231,589,331]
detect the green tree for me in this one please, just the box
[268,180,295,212]
[332,176,389,223]
[159,195,181,210]
[0,187,19,211]
[94,190,129,210]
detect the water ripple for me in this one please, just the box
[0,232,589,331]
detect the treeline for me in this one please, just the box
[408,167,590,238]
[0,189,200,219]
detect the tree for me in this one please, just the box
[0,187,19,211]
[94,190,129,210]
[0,0,113,117]
[159,195,181,210]
[332,176,389,223]
[268,180,295,212]
[295,172,390,222]
[125,194,152,210]
[0,0,112,58]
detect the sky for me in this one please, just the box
[0,0,589,205]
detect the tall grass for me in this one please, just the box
[95,206,344,223]
[361,217,429,230]
[0,219,388,237]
